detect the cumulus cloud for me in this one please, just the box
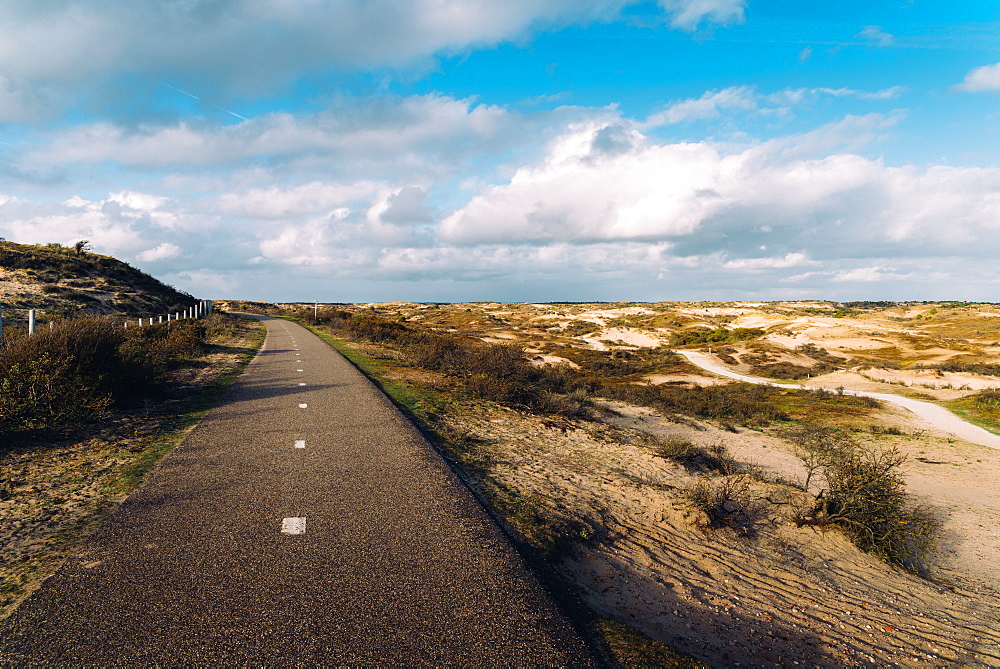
[955,62,1000,93]
[439,114,1000,264]
[0,0,744,122]
[136,242,181,262]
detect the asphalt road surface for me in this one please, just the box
[1,315,600,666]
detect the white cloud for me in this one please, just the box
[832,266,912,283]
[656,0,745,30]
[216,181,379,219]
[0,1,743,122]
[438,114,1000,262]
[955,62,1000,93]
[858,25,893,47]
[645,85,905,128]
[645,87,757,126]
[136,242,181,262]
[23,95,515,176]
[723,253,816,270]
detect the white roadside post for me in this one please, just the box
[314,300,318,322]
[28,310,35,335]
[0,305,4,343]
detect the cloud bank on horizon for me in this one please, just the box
[1,0,999,302]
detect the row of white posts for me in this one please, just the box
[123,300,214,329]
[0,300,214,343]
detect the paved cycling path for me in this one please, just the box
[1,315,598,665]
[679,350,1000,450]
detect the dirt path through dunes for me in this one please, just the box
[678,350,1000,450]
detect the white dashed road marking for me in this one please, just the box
[281,517,306,535]
[297,369,304,372]
[299,403,308,408]
[295,440,306,449]
[298,382,306,386]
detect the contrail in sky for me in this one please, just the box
[163,83,248,121]
[163,83,199,100]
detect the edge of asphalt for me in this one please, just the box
[274,315,620,668]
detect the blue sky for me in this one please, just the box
[1,0,999,302]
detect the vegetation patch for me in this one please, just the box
[598,619,709,669]
[946,390,1000,436]
[0,313,264,618]
[788,426,941,575]
[670,326,763,347]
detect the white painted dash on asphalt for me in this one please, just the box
[298,382,306,386]
[281,517,306,534]
[295,440,306,449]
[299,403,308,408]
[297,369,304,372]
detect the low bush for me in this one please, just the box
[607,382,788,427]
[670,326,763,347]
[684,475,768,536]
[653,438,734,473]
[0,316,210,438]
[818,448,940,574]
[751,362,816,379]
[789,426,940,574]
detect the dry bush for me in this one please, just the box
[789,426,941,574]
[818,447,941,574]
[653,438,735,474]
[684,475,769,536]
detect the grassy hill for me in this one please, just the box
[0,241,196,327]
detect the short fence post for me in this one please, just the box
[159,315,163,324]
[28,310,35,335]
[0,305,4,343]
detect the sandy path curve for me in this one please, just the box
[678,350,1000,450]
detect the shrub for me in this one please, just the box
[0,317,209,438]
[684,475,768,536]
[790,428,941,574]
[818,447,940,574]
[670,326,763,347]
[653,438,734,473]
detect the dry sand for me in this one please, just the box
[447,401,1000,667]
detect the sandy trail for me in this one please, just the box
[677,351,1000,450]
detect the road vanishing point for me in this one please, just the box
[0,315,600,666]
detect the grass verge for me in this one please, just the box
[944,392,1000,437]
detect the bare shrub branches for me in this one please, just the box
[789,426,941,574]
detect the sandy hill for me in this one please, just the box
[0,241,196,327]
